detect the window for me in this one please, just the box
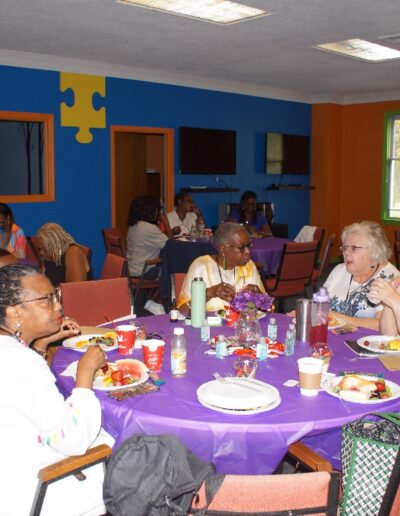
[0,111,54,202]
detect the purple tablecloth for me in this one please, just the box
[250,237,289,276]
[52,314,400,474]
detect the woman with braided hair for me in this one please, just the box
[35,222,92,286]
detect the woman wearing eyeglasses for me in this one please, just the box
[324,221,398,330]
[0,264,112,515]
[177,222,265,312]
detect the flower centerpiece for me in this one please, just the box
[230,291,274,347]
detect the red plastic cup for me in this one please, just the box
[116,324,136,355]
[225,307,239,327]
[142,339,165,372]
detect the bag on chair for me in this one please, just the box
[103,433,224,516]
[341,412,400,516]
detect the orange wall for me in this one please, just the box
[311,100,400,254]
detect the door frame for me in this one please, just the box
[110,125,174,226]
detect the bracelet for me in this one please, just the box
[32,346,48,360]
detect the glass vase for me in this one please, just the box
[235,309,261,347]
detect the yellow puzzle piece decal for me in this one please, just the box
[60,72,106,144]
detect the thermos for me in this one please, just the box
[295,298,312,342]
[191,277,206,328]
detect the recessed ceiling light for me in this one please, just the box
[315,39,400,62]
[117,0,268,25]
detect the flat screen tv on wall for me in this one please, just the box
[179,126,236,175]
[265,132,310,175]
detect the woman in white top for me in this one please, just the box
[126,196,168,278]
[162,191,204,238]
[178,222,265,312]
[324,221,398,330]
[0,264,111,515]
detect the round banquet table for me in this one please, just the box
[250,237,289,276]
[51,313,400,475]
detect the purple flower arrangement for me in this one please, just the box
[230,290,274,313]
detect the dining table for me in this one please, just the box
[51,313,400,475]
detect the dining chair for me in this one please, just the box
[129,257,162,305]
[174,272,186,300]
[310,233,336,289]
[193,470,340,515]
[60,277,133,325]
[100,253,128,279]
[263,241,318,311]
[102,227,127,257]
[30,444,111,516]
[394,241,400,270]
[313,226,325,266]
[395,229,400,242]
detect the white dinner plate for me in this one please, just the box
[197,379,279,410]
[328,318,345,330]
[63,333,118,352]
[356,335,400,355]
[323,376,400,404]
[93,371,149,391]
[198,396,281,415]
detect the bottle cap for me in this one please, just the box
[173,327,184,335]
[193,277,204,282]
[269,317,276,324]
[312,287,329,303]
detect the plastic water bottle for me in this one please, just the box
[200,318,210,341]
[171,327,187,376]
[310,287,330,350]
[216,335,227,359]
[267,317,277,343]
[284,324,296,356]
[191,277,206,328]
[256,339,268,361]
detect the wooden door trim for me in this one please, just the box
[110,125,174,226]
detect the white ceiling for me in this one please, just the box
[1,0,400,104]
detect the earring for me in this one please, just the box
[14,321,22,340]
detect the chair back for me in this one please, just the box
[60,278,132,325]
[265,241,318,297]
[102,227,126,257]
[395,230,400,242]
[394,241,400,270]
[101,253,128,279]
[313,227,325,265]
[174,273,186,300]
[312,233,335,285]
[195,471,339,515]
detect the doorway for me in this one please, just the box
[110,126,174,238]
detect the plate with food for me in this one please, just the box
[324,373,400,403]
[328,316,345,330]
[63,333,118,352]
[356,335,400,355]
[94,359,149,390]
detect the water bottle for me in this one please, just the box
[198,220,205,238]
[256,339,268,361]
[310,287,330,350]
[171,327,187,376]
[191,277,206,328]
[267,317,277,343]
[200,318,210,341]
[216,335,227,359]
[284,323,296,356]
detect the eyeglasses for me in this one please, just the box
[12,288,61,307]
[339,245,364,254]
[225,241,253,253]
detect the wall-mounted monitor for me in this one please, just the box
[179,126,236,175]
[266,132,310,175]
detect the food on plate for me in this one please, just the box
[74,333,117,349]
[389,339,400,351]
[96,358,148,387]
[333,374,391,400]
[362,338,400,351]
[328,316,341,328]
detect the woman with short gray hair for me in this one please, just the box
[324,220,398,330]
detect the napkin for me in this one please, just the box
[61,361,78,377]
[379,356,400,371]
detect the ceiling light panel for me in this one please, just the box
[118,0,268,24]
[315,39,400,62]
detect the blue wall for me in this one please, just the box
[0,65,311,276]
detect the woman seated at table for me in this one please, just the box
[324,221,398,330]
[0,202,27,259]
[35,223,92,286]
[127,196,168,278]
[178,222,265,312]
[228,191,272,238]
[0,263,112,515]
[161,191,204,238]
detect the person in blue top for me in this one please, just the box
[228,191,272,237]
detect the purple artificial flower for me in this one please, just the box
[230,290,274,313]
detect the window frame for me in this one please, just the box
[0,111,55,203]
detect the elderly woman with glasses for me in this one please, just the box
[324,221,398,330]
[0,264,112,515]
[177,222,265,312]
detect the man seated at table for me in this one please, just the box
[177,222,265,312]
[228,191,272,238]
[161,192,204,238]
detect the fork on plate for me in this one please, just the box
[213,372,261,392]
